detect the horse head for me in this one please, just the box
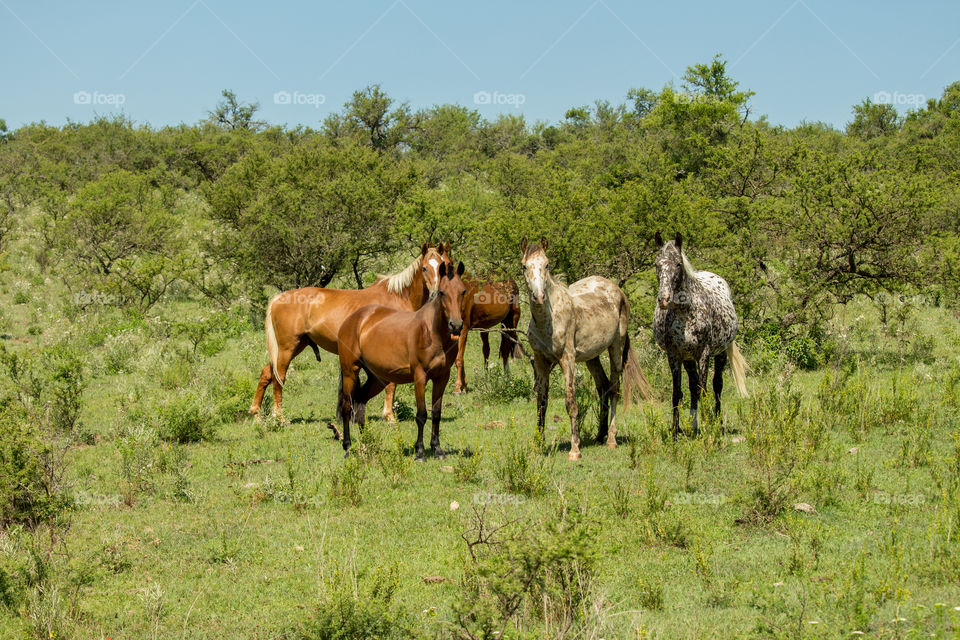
[654,231,691,310]
[520,235,550,304]
[436,260,466,338]
[419,241,454,295]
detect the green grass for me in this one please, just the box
[2,233,960,638]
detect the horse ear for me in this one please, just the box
[456,261,465,277]
[520,236,528,254]
[421,242,429,257]
[540,235,548,251]
[438,262,447,278]
[674,232,682,252]
[654,231,664,248]
[444,241,451,256]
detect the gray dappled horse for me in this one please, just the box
[653,232,748,436]
[521,237,651,460]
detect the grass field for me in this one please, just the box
[2,231,960,639]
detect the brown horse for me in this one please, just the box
[452,276,523,393]
[249,243,452,423]
[337,260,466,460]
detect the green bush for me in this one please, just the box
[289,562,417,640]
[0,409,72,529]
[494,435,552,497]
[474,368,532,403]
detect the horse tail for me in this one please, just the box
[265,296,283,387]
[622,335,653,408]
[727,341,749,397]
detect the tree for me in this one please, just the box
[847,99,900,139]
[324,85,417,154]
[208,89,266,132]
[59,169,186,310]
[205,138,415,291]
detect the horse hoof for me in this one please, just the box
[415,454,426,462]
[452,389,466,396]
[434,449,446,459]
[568,450,581,461]
[606,441,617,449]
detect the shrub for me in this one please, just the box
[290,562,417,640]
[474,369,532,403]
[329,455,367,507]
[494,435,551,497]
[0,409,72,529]
[452,496,602,639]
[131,393,218,444]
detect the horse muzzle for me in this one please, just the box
[449,320,464,338]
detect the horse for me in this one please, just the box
[652,232,748,437]
[249,242,454,423]
[452,275,523,393]
[520,236,652,461]
[337,260,467,460]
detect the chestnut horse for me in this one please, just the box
[452,276,523,393]
[337,260,466,460]
[249,243,453,422]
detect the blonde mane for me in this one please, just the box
[378,255,421,293]
[681,252,698,281]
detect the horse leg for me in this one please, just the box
[498,323,513,377]
[533,354,553,437]
[413,369,428,461]
[668,353,683,438]
[454,327,469,394]
[560,353,581,461]
[607,342,624,448]
[682,359,700,436]
[480,332,491,370]
[249,363,272,417]
[271,341,306,423]
[382,383,397,423]
[430,370,450,458]
[355,370,388,431]
[585,358,610,445]
[339,366,357,456]
[713,351,727,421]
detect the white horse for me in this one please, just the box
[521,237,651,460]
[652,232,748,436]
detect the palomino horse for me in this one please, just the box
[250,242,453,423]
[452,275,523,393]
[652,232,748,436]
[521,237,652,460]
[337,260,467,460]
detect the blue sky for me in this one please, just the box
[1,0,957,130]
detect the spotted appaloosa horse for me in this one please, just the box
[652,232,748,436]
[521,236,652,460]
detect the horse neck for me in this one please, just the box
[529,271,562,328]
[421,294,453,347]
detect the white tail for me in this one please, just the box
[265,296,283,387]
[727,341,749,397]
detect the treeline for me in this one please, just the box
[2,55,958,339]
